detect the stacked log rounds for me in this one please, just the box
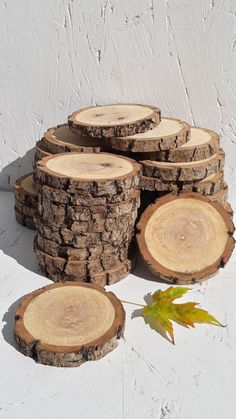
[14,173,38,230]
[34,152,141,285]
[136,193,235,284]
[14,282,125,367]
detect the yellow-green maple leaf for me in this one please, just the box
[142,287,223,344]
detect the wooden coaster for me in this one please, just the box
[145,126,219,162]
[15,208,35,230]
[207,183,228,205]
[34,214,134,248]
[140,171,225,194]
[36,233,131,263]
[224,202,233,217]
[136,193,235,284]
[141,149,224,182]
[35,152,141,194]
[35,241,135,285]
[40,183,139,206]
[14,173,38,207]
[34,140,52,163]
[14,282,125,367]
[15,199,36,218]
[41,124,104,154]
[107,117,189,152]
[68,104,161,138]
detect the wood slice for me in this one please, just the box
[34,214,134,248]
[34,140,52,162]
[35,241,135,285]
[14,173,38,207]
[41,124,104,154]
[224,202,233,217]
[35,152,141,195]
[36,233,131,263]
[140,171,225,194]
[68,104,161,138]
[143,126,219,162]
[15,208,35,230]
[40,183,138,206]
[207,183,228,205]
[107,118,189,152]
[141,149,225,182]
[14,282,125,367]
[136,193,235,284]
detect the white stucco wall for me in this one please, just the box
[0,0,235,190]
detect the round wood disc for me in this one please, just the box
[146,126,219,162]
[34,240,135,285]
[34,140,52,163]
[207,182,228,205]
[224,202,233,217]
[136,193,235,284]
[141,149,225,182]
[107,118,189,152]
[140,171,225,194]
[35,152,141,194]
[41,124,104,154]
[14,173,38,207]
[14,208,35,230]
[15,199,36,218]
[14,282,125,367]
[68,104,161,138]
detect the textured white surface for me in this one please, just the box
[1,191,236,419]
[0,1,236,418]
[0,0,235,189]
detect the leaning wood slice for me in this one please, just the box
[35,242,135,285]
[68,104,161,138]
[136,193,235,284]
[41,124,104,154]
[14,173,38,208]
[34,214,134,248]
[34,140,52,163]
[141,171,225,194]
[144,126,220,162]
[141,149,225,182]
[41,183,138,206]
[14,282,125,367]
[15,208,35,230]
[36,233,131,264]
[224,202,234,217]
[207,183,228,205]
[107,118,190,152]
[35,153,141,195]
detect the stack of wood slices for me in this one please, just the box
[14,173,38,229]
[105,117,232,216]
[32,103,162,285]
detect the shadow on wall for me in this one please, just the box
[0,147,35,191]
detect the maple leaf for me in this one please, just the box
[141,287,223,344]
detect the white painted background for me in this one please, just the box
[0,0,236,189]
[1,1,236,419]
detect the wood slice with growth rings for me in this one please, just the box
[140,149,224,182]
[144,126,219,162]
[41,124,104,154]
[14,282,125,367]
[14,173,38,208]
[136,193,235,284]
[35,152,141,195]
[107,118,190,152]
[68,104,161,138]
[34,140,52,164]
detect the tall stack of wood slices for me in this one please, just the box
[13,103,235,365]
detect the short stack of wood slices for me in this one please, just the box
[105,118,232,216]
[14,173,38,229]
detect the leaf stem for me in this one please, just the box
[120,299,145,308]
